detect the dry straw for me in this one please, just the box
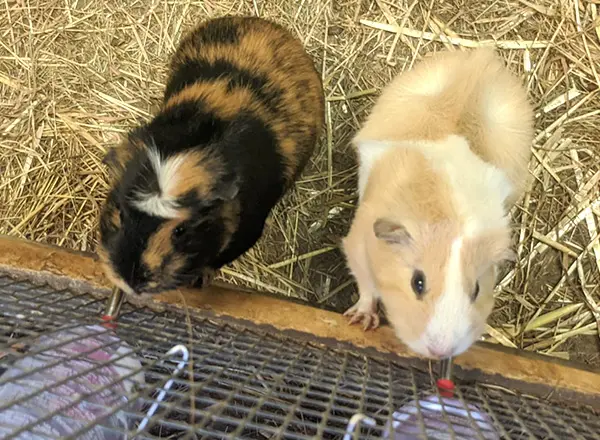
[1,0,599,366]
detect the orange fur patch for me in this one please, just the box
[354,48,533,198]
[97,245,132,295]
[142,218,182,271]
[164,150,217,200]
[462,228,514,276]
[109,205,121,229]
[167,17,324,183]
[364,148,457,223]
[219,199,241,252]
[164,80,265,120]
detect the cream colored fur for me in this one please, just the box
[342,48,534,359]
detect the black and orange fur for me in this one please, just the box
[99,16,324,295]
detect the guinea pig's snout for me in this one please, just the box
[425,330,477,359]
[118,260,153,294]
[426,344,453,360]
[131,266,153,291]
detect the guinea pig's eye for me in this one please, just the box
[472,281,480,301]
[173,225,186,238]
[119,210,125,224]
[411,270,426,298]
[142,267,152,280]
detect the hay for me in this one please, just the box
[1,0,599,366]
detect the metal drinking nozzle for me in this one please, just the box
[437,356,455,397]
[102,287,125,327]
[439,356,453,380]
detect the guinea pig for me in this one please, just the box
[98,16,324,295]
[341,48,533,359]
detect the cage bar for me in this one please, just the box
[0,237,599,439]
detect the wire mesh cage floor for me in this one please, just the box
[1,269,599,440]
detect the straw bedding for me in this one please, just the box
[1,0,599,366]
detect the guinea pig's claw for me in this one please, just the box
[344,304,380,331]
[201,268,216,288]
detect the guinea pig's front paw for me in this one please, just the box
[343,300,380,331]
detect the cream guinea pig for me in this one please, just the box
[98,16,324,295]
[342,48,533,359]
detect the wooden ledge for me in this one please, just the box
[0,235,599,408]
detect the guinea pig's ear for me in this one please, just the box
[102,139,135,171]
[102,147,117,167]
[212,171,240,201]
[102,147,125,178]
[103,137,146,177]
[373,218,412,246]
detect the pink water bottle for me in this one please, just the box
[0,324,145,439]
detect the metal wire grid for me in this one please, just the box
[0,272,599,440]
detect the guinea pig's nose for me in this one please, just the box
[427,344,452,359]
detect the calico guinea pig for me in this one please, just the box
[98,16,324,295]
[342,48,533,359]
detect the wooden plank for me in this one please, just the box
[1,235,599,408]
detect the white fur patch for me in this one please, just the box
[133,149,185,219]
[134,194,180,219]
[401,135,513,236]
[424,237,471,356]
[481,80,514,128]
[354,140,398,199]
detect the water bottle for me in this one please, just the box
[0,324,145,439]
[384,394,500,440]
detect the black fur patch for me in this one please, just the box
[132,102,224,157]
[114,147,160,202]
[193,18,240,46]
[219,111,285,201]
[209,111,286,268]
[99,190,120,244]
[164,59,283,113]
[106,205,164,290]
[175,214,226,274]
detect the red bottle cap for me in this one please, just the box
[101,315,118,329]
[436,378,455,398]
